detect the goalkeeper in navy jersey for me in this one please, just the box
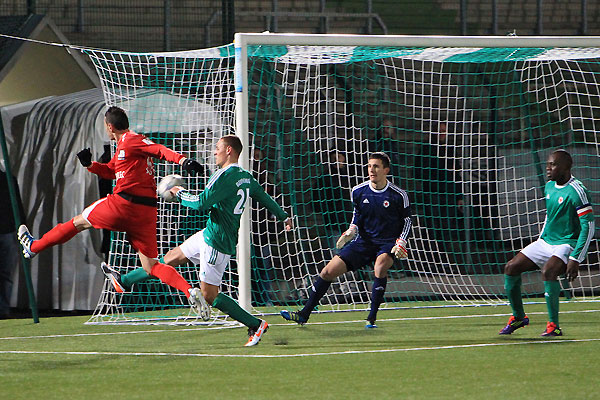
[499,149,595,337]
[281,152,412,328]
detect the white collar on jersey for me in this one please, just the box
[217,162,238,171]
[554,176,573,189]
[369,180,389,193]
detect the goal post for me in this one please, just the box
[87,33,600,325]
[233,33,600,310]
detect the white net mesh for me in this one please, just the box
[86,40,600,325]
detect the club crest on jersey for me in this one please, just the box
[118,150,125,160]
[383,200,390,208]
[558,196,564,204]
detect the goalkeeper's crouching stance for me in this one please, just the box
[281,152,412,328]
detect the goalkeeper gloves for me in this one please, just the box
[336,224,357,249]
[181,158,205,175]
[391,238,408,259]
[76,148,92,167]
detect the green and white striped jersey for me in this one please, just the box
[540,176,595,262]
[176,163,288,255]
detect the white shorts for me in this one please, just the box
[520,238,573,267]
[179,230,231,286]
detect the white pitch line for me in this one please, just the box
[2,338,600,358]
[1,309,598,341]
[269,308,600,326]
[0,324,241,341]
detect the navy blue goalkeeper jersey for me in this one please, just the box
[350,181,412,243]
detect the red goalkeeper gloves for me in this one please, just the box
[391,238,408,259]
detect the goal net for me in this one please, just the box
[87,35,600,325]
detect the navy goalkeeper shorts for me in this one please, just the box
[337,236,396,271]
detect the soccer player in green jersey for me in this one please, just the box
[104,135,292,346]
[499,149,595,337]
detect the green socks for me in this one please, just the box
[121,267,151,289]
[212,292,261,329]
[504,274,526,320]
[120,256,167,289]
[544,280,560,325]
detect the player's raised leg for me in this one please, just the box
[138,252,191,293]
[18,215,89,259]
[281,255,347,324]
[104,256,172,293]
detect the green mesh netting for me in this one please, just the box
[86,42,599,325]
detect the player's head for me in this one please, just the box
[104,106,129,132]
[432,121,448,143]
[546,149,572,184]
[215,135,242,167]
[367,152,391,187]
[328,150,347,170]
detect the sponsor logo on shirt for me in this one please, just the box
[118,150,125,160]
[142,139,154,146]
[116,171,125,180]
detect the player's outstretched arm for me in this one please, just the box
[180,158,205,175]
[391,238,408,259]
[80,148,116,179]
[76,148,92,167]
[336,224,357,249]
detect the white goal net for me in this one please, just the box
[86,34,600,325]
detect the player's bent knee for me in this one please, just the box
[320,257,347,281]
[504,260,520,276]
[541,267,560,281]
[163,247,187,266]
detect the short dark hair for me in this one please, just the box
[105,106,129,130]
[553,149,573,169]
[369,152,390,169]
[221,135,243,155]
[328,150,346,163]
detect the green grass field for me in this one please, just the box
[1,301,599,399]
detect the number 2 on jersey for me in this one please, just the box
[234,188,249,214]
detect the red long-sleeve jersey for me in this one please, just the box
[87,131,184,198]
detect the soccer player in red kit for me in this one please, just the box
[18,106,207,311]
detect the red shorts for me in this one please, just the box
[82,194,158,258]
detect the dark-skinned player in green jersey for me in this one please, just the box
[499,149,594,337]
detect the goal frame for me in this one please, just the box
[233,33,600,311]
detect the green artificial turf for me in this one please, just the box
[1,301,599,399]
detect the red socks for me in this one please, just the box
[150,262,192,296]
[31,219,79,253]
